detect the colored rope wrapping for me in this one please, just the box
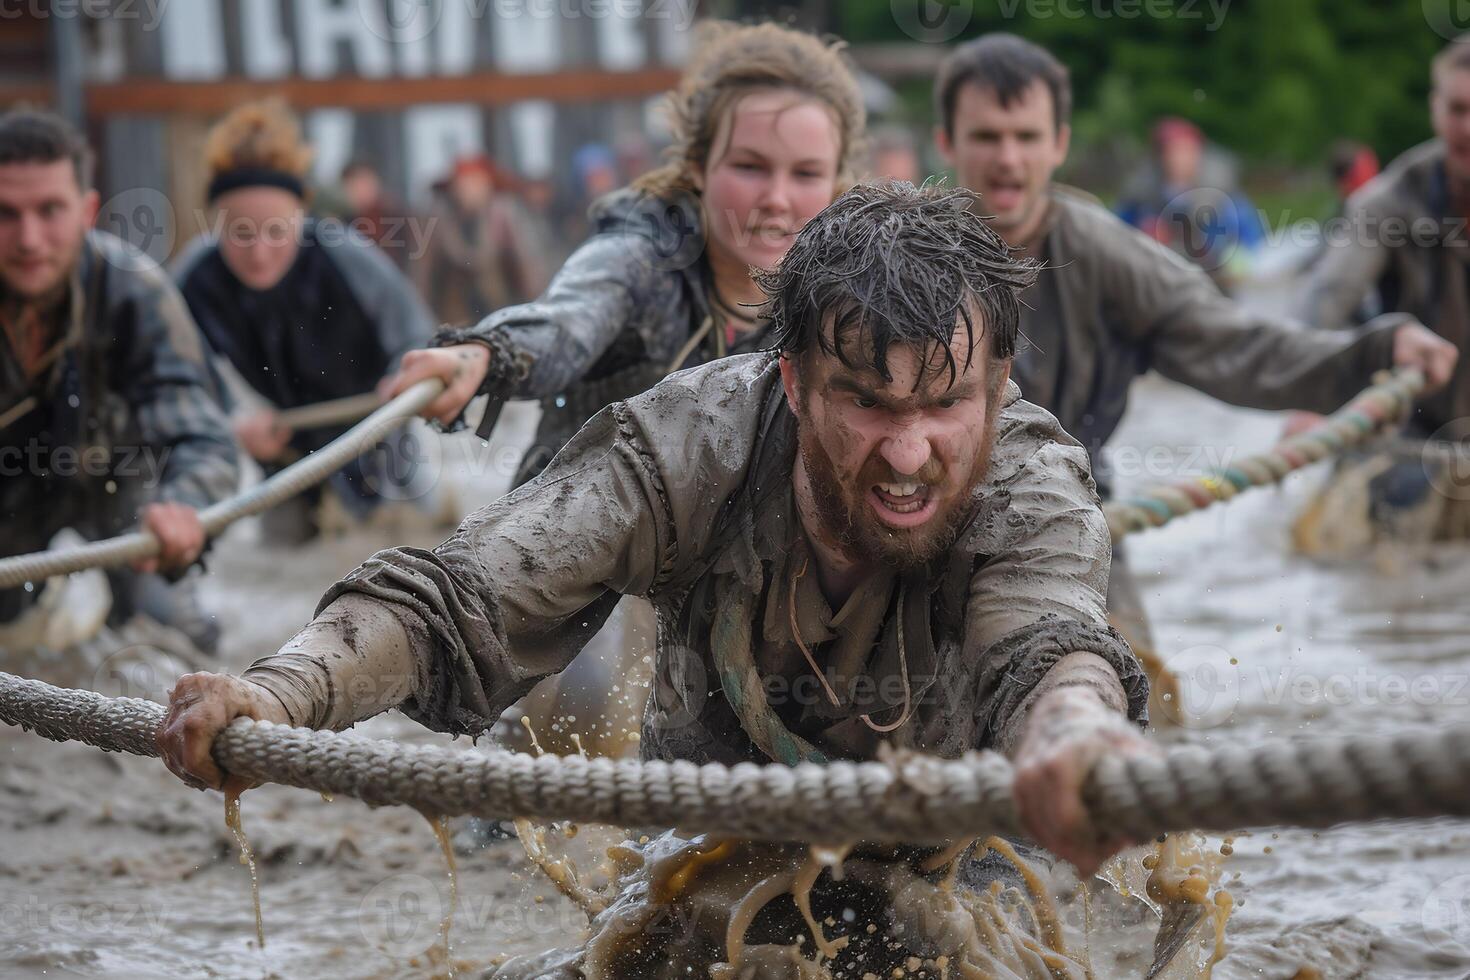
[1105,370,1424,542]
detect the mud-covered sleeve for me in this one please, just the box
[967,439,1150,750]
[1294,192,1395,330]
[248,401,675,737]
[123,264,239,512]
[1101,216,1400,413]
[437,233,685,402]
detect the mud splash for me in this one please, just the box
[488,829,1231,980]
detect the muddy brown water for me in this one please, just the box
[4,354,1470,977]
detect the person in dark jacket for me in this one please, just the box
[173,100,436,544]
[0,110,237,653]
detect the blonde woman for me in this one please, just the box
[387,21,867,485]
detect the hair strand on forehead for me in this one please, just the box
[759,180,1038,391]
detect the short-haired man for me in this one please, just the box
[1297,38,1470,449]
[0,110,237,652]
[933,34,1458,642]
[159,183,1153,911]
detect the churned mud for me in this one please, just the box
[4,363,1470,977]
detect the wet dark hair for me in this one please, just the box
[759,180,1037,388]
[935,33,1072,136]
[0,108,93,190]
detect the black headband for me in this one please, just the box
[206,167,306,204]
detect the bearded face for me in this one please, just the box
[783,325,1008,572]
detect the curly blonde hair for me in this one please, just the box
[634,22,866,200]
[203,98,313,186]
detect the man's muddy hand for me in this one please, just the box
[1392,321,1458,391]
[156,673,291,791]
[380,344,490,427]
[1011,685,1158,877]
[134,502,206,574]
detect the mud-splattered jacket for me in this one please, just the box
[439,188,767,479]
[1295,140,1470,432]
[0,231,237,554]
[252,354,1148,766]
[1017,187,1403,487]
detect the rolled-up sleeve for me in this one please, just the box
[966,438,1150,746]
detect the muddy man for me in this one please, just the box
[159,182,1154,971]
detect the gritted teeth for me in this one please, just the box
[877,481,923,498]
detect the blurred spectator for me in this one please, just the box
[517,175,570,271]
[338,158,421,274]
[416,153,546,325]
[1116,116,1265,292]
[173,100,438,544]
[869,124,924,183]
[1328,140,1380,201]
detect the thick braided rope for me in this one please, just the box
[5,670,1469,844]
[1104,369,1424,542]
[0,380,443,589]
